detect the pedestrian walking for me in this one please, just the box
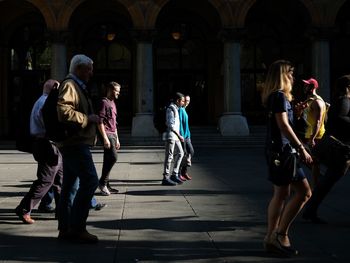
[162,92,185,186]
[179,95,194,181]
[15,79,63,224]
[97,81,121,195]
[56,54,100,243]
[303,74,350,224]
[262,60,312,256]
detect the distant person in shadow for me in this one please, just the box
[303,74,350,224]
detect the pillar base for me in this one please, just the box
[132,113,159,137]
[219,113,249,136]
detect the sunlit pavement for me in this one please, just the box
[0,146,349,263]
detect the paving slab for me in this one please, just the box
[0,147,350,263]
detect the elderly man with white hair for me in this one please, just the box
[56,54,101,243]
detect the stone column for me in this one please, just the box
[219,29,249,136]
[0,39,9,136]
[49,31,68,81]
[131,30,158,137]
[310,28,332,102]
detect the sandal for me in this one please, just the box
[273,232,299,256]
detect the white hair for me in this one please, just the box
[69,54,93,73]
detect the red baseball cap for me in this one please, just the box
[302,78,319,89]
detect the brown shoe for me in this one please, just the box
[72,230,98,244]
[58,230,73,241]
[15,207,35,224]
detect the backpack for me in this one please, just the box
[154,103,176,134]
[294,96,330,139]
[42,78,81,142]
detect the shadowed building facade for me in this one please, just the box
[0,0,349,139]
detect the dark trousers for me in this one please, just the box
[100,134,118,186]
[58,144,99,232]
[39,172,63,209]
[180,138,194,175]
[17,141,63,215]
[304,160,350,216]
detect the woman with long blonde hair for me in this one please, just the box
[263,60,313,256]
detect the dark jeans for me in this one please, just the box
[17,141,63,215]
[100,134,118,186]
[57,144,98,232]
[304,160,350,216]
[180,138,194,174]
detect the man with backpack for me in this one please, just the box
[56,54,100,243]
[162,92,185,186]
[295,78,327,187]
[303,75,350,224]
[300,78,327,148]
[15,79,63,224]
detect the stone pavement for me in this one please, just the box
[0,146,349,263]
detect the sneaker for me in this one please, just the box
[182,173,192,180]
[170,175,183,184]
[93,203,107,211]
[161,178,177,186]
[107,184,119,194]
[99,184,110,196]
[179,175,187,181]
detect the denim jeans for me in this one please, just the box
[180,138,194,174]
[57,144,98,232]
[163,139,184,178]
[100,134,118,186]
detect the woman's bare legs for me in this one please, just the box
[265,179,311,247]
[265,185,290,244]
[276,179,312,246]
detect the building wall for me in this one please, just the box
[0,0,349,138]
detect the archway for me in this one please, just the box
[333,0,350,95]
[0,0,48,140]
[68,0,133,125]
[243,0,312,123]
[154,0,222,125]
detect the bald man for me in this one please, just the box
[15,79,63,224]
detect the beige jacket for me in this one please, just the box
[57,76,96,147]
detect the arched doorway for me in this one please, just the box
[4,4,49,141]
[332,0,350,98]
[154,0,222,125]
[68,0,133,125]
[244,0,312,123]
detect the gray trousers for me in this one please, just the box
[163,139,184,178]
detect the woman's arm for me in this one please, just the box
[275,112,313,164]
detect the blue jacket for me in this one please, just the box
[179,107,191,139]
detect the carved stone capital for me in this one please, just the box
[218,28,247,42]
[46,30,71,43]
[130,29,157,42]
[305,27,337,41]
